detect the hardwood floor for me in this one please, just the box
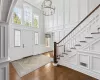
[43,51,54,58]
[9,52,97,80]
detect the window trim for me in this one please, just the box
[12,7,22,25]
[34,32,39,45]
[14,29,21,47]
[45,38,50,47]
[33,14,39,28]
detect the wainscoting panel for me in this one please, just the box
[57,0,63,26]
[92,56,100,74]
[0,67,6,80]
[45,16,49,29]
[79,54,90,69]
[68,54,77,65]
[64,0,70,25]
[0,26,5,59]
[54,31,60,42]
[0,62,9,80]
[91,40,100,52]
[69,0,78,24]
[0,23,9,80]
[79,0,88,21]
[59,31,64,42]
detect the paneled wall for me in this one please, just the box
[58,38,100,79]
[56,4,100,79]
[44,0,100,42]
[0,62,9,80]
[0,23,9,80]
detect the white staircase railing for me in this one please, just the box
[54,4,100,64]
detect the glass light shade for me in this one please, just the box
[41,0,55,16]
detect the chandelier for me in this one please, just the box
[41,0,55,16]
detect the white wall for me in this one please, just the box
[44,0,100,42]
[8,0,52,61]
[44,0,100,79]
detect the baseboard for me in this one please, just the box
[59,62,100,80]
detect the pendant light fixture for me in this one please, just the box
[41,0,55,16]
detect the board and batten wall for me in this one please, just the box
[44,0,100,79]
[8,0,52,61]
[44,0,100,42]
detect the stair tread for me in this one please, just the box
[75,44,81,46]
[66,50,72,52]
[62,52,68,55]
[91,32,100,34]
[80,41,87,43]
[85,36,93,38]
[63,52,68,53]
[60,55,64,57]
[70,47,76,49]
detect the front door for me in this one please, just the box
[22,30,33,57]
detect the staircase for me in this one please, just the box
[54,4,100,79]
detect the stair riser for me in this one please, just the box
[79,42,86,47]
[91,34,100,38]
[75,46,81,49]
[85,39,93,43]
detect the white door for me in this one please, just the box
[22,30,33,57]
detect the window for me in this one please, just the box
[14,30,21,47]
[23,4,32,26]
[45,34,51,47]
[35,32,39,45]
[45,38,50,47]
[12,7,22,24]
[34,15,39,28]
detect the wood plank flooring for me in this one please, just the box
[9,52,97,80]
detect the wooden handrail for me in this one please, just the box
[54,42,57,63]
[57,4,100,44]
[53,4,100,65]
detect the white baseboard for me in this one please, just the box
[59,61,100,80]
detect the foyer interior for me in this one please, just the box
[0,0,100,80]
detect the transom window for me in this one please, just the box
[12,7,22,24]
[12,3,40,28]
[23,4,32,26]
[34,15,39,28]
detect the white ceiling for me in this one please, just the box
[24,0,44,9]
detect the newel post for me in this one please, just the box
[54,42,57,65]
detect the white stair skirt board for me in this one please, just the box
[12,55,53,77]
